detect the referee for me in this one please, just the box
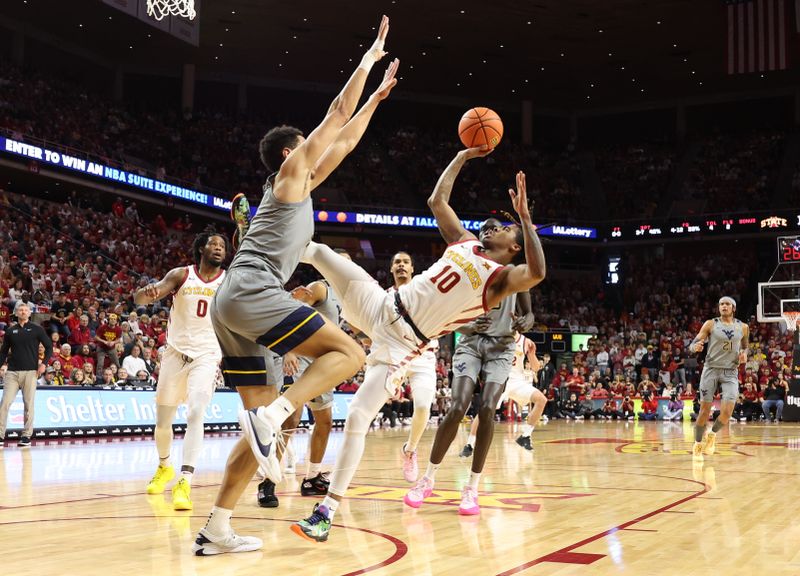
[0,302,52,447]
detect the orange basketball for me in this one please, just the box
[458,107,504,150]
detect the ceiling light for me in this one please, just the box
[691,70,696,75]
[657,20,662,24]
[608,52,613,56]
[560,52,565,57]
[673,43,678,47]
[527,21,532,25]
[460,10,465,14]
[437,35,441,40]
[512,89,516,93]
[79,24,83,28]
[219,43,223,47]
[640,88,645,92]
[231,10,236,14]
[621,66,625,70]
[540,66,545,71]
[598,29,604,33]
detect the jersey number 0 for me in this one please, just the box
[196,299,208,318]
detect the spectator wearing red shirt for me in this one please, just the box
[638,392,658,421]
[95,313,122,369]
[67,314,92,351]
[112,197,125,218]
[52,343,79,376]
[566,368,585,396]
[590,382,609,399]
[72,343,96,372]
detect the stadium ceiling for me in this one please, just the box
[5,0,800,109]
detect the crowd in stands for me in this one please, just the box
[594,143,675,219]
[681,131,785,213]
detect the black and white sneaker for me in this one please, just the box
[300,473,330,496]
[193,528,262,556]
[257,478,279,508]
[238,408,282,482]
[459,443,473,458]
[17,436,31,448]
[515,435,533,451]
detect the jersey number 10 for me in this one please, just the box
[430,265,461,293]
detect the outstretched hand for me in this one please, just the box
[374,58,400,100]
[459,145,494,160]
[367,15,390,61]
[509,171,531,221]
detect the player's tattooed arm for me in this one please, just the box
[134,267,187,305]
[428,147,491,244]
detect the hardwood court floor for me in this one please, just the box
[1,419,799,576]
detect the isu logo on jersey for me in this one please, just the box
[443,248,482,288]
[181,286,217,297]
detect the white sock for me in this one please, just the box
[424,462,440,481]
[467,471,481,490]
[205,506,232,536]
[467,435,476,447]
[307,461,322,477]
[521,424,533,437]
[258,396,295,428]
[320,496,339,520]
[180,470,194,485]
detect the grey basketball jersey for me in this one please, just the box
[313,281,342,326]
[457,293,517,351]
[705,317,744,369]
[231,177,313,287]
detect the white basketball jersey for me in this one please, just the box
[509,333,529,378]
[167,265,225,358]
[398,240,505,339]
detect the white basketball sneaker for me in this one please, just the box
[193,528,262,556]
[238,408,282,483]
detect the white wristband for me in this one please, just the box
[358,53,376,72]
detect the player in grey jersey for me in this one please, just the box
[689,296,749,461]
[258,269,347,508]
[194,16,400,557]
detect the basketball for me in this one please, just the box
[458,107,504,150]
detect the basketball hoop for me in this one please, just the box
[783,311,800,332]
[146,0,196,21]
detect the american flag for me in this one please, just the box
[725,0,788,74]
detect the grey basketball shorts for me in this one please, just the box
[212,268,325,388]
[699,367,739,403]
[451,335,515,385]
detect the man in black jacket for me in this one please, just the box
[0,302,52,447]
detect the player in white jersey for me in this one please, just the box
[133,232,227,511]
[506,334,547,451]
[387,251,440,482]
[291,146,546,542]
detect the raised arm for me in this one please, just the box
[134,267,187,306]
[690,320,714,354]
[427,148,491,244]
[490,172,546,299]
[307,59,400,189]
[278,16,390,190]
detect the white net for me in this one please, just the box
[783,311,800,332]
[146,0,196,21]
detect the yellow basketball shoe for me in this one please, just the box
[172,477,193,510]
[692,441,704,462]
[703,432,717,456]
[146,464,175,495]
